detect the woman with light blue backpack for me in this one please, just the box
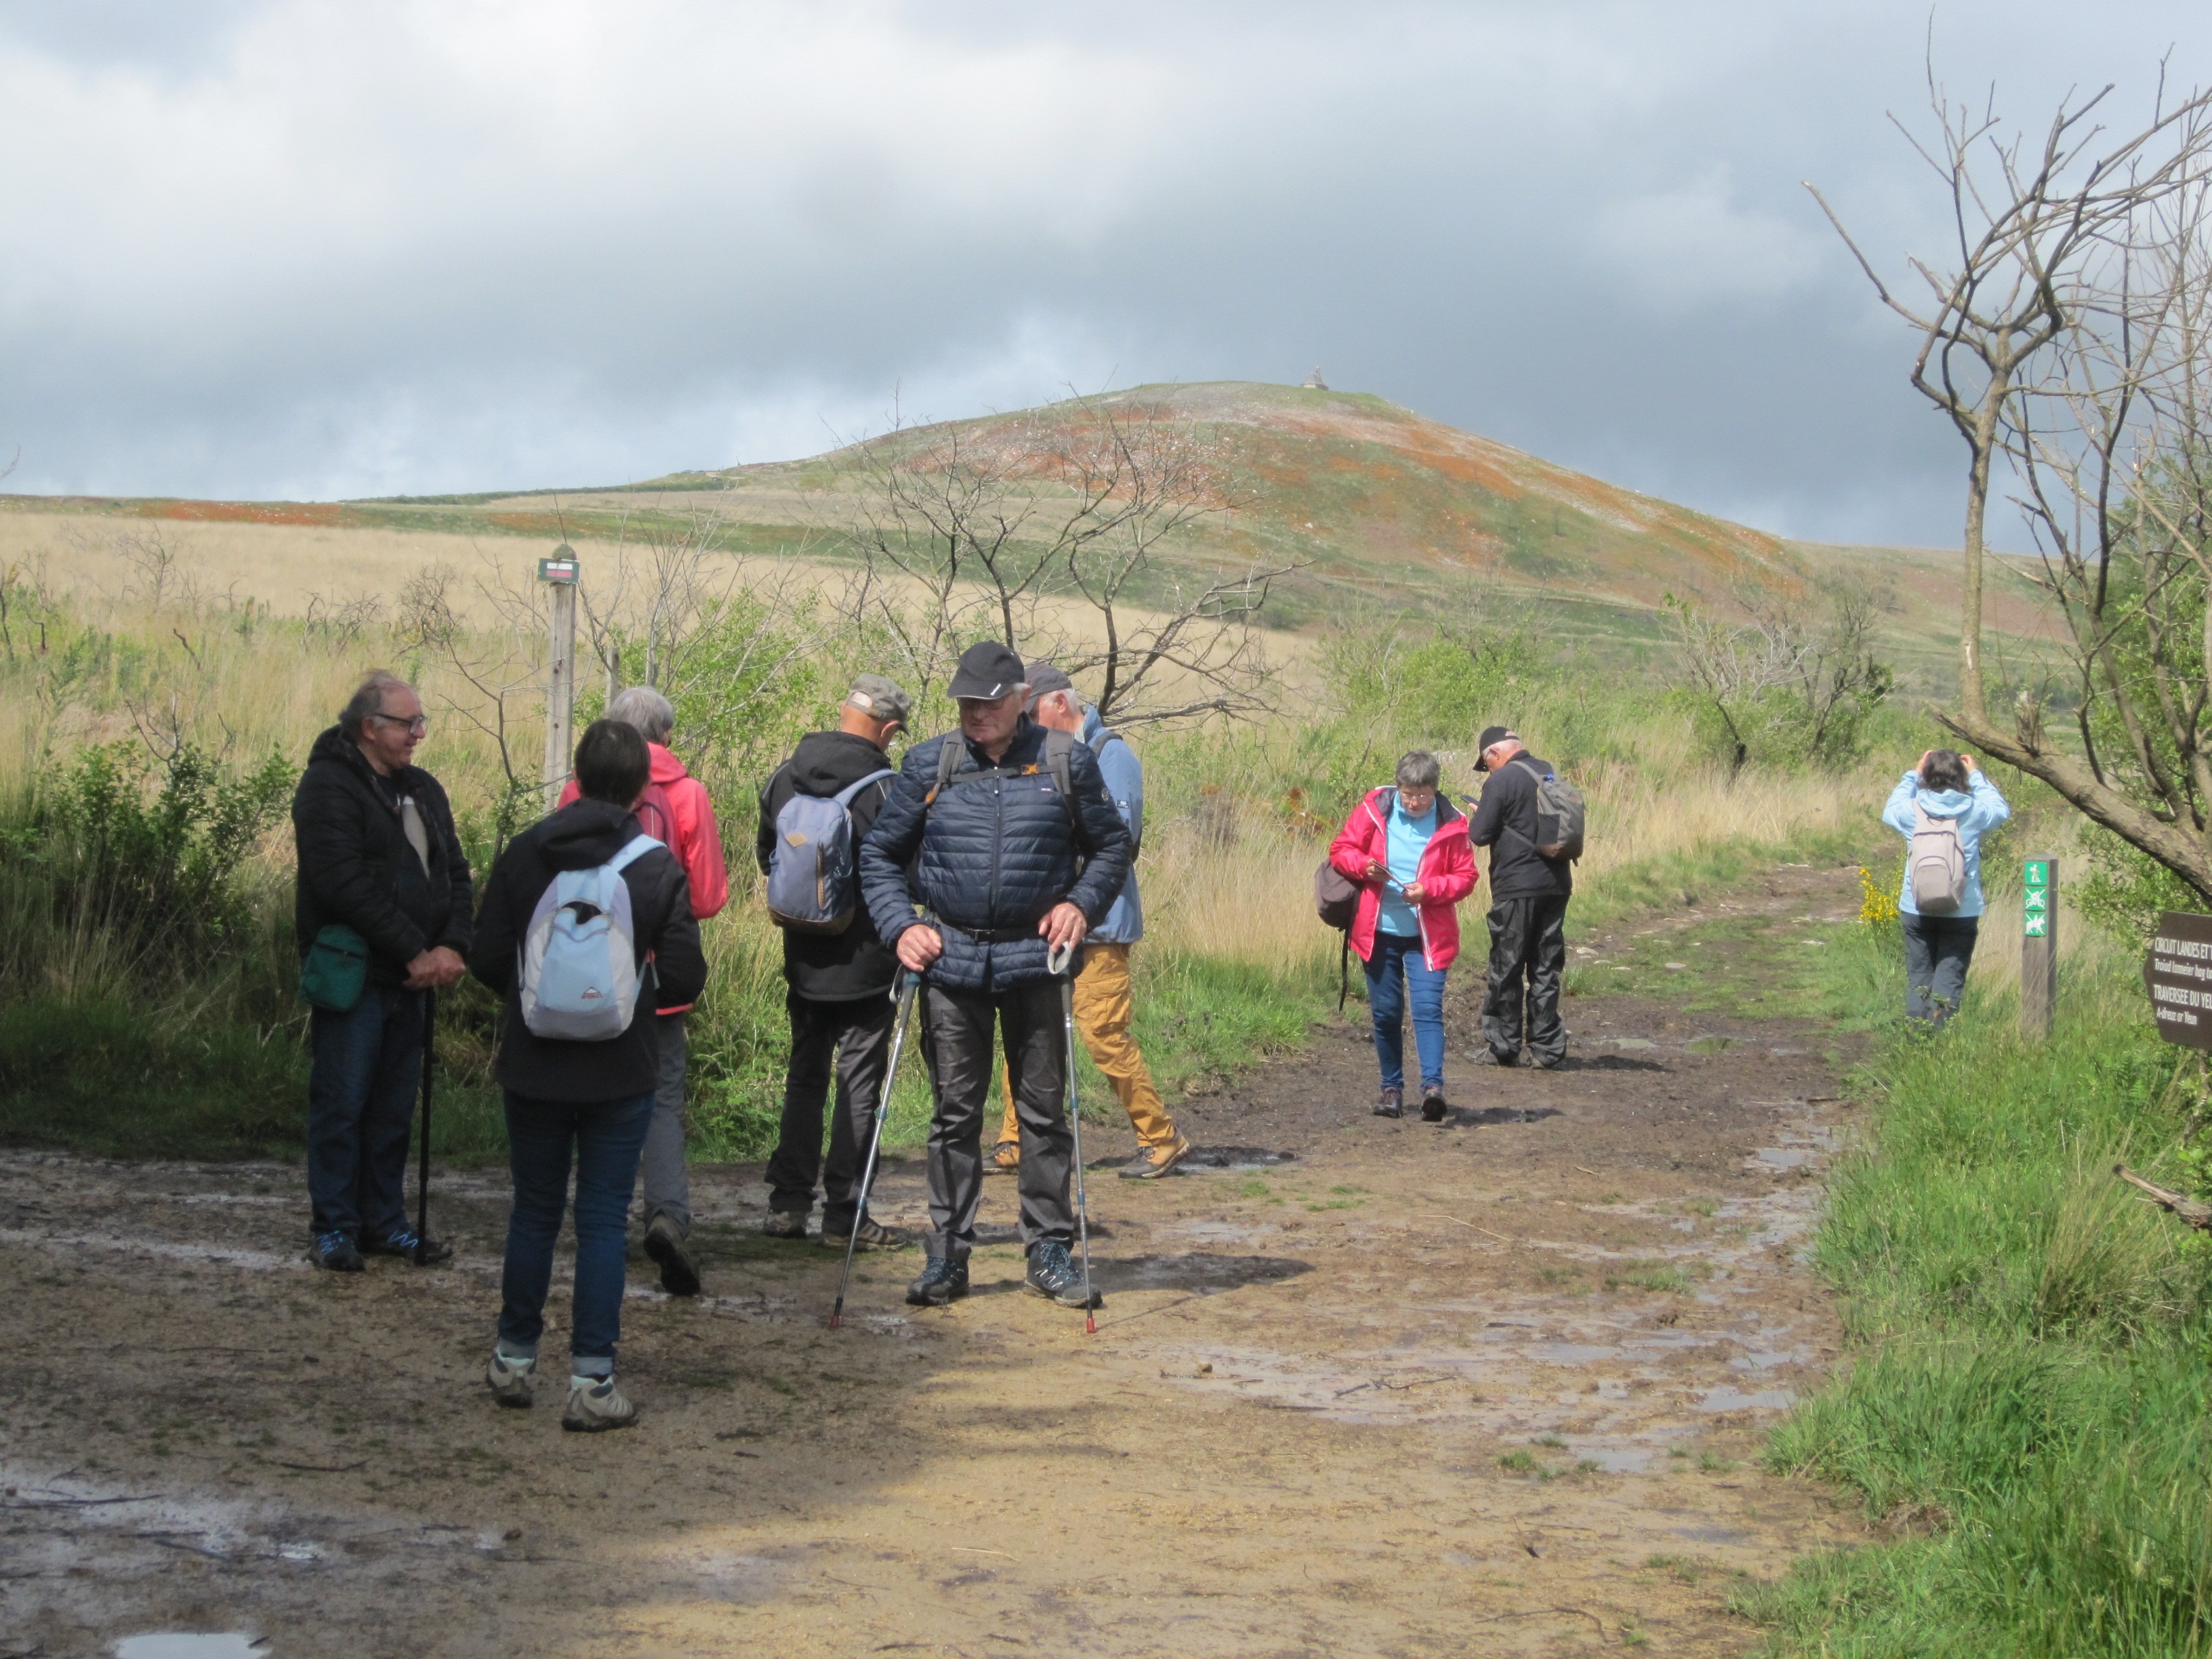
[1881,748,2011,1029]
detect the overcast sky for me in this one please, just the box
[0,1,2202,546]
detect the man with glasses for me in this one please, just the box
[292,671,473,1271]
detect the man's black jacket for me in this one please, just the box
[858,718,1131,992]
[1468,752,1574,901]
[756,729,901,1002]
[291,726,472,986]
[468,798,708,1103]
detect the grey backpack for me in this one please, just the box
[766,768,895,933]
[1512,756,1586,861]
[1908,803,1967,914]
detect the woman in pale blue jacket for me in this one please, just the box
[1881,748,2011,1027]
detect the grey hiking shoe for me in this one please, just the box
[485,1349,536,1409]
[1025,1240,1101,1309]
[1373,1088,1404,1119]
[822,1216,905,1252]
[761,1210,808,1240]
[562,1375,638,1433]
[310,1230,365,1273]
[1420,1086,1448,1122]
[1469,1046,1516,1067]
[644,1212,701,1296]
[906,1257,969,1307]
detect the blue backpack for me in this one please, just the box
[517,834,661,1040]
[766,769,895,933]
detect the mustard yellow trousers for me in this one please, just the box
[998,942,1178,1150]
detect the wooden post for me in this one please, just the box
[539,548,580,810]
[2021,855,2056,1040]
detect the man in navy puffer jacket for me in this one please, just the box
[858,641,1131,1309]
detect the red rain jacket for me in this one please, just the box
[558,741,728,1013]
[1328,786,1479,970]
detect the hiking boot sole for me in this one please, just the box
[1023,1276,1102,1310]
[906,1279,968,1307]
[643,1229,702,1297]
[561,1410,639,1433]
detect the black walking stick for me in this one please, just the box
[414,988,435,1265]
[830,969,920,1330]
[1047,941,1098,1334]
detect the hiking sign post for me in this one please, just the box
[539,546,579,811]
[2022,857,2056,1040]
[2145,910,2212,1052]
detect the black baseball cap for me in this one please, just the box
[1473,726,1519,769]
[947,640,1025,700]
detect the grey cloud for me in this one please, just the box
[0,0,2203,545]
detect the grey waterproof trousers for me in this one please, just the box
[1479,895,1570,1065]
[1902,913,1978,1027]
[639,1012,693,1236]
[918,979,1072,1261]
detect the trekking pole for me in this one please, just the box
[830,968,920,1331]
[414,988,436,1266]
[1047,941,1098,1334]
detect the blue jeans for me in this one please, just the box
[306,984,425,1240]
[1366,930,1447,1092]
[499,1090,655,1369]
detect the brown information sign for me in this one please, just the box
[2145,910,2212,1050]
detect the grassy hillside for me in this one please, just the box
[2,381,2036,689]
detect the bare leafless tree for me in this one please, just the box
[1817,63,2212,896]
[833,394,1300,726]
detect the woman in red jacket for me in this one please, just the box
[1328,751,1479,1120]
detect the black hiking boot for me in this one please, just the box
[905,1257,970,1307]
[1420,1086,1448,1122]
[310,1230,365,1273]
[643,1212,702,1296]
[1025,1240,1101,1309]
[1373,1087,1404,1119]
[1469,1046,1517,1067]
[361,1227,451,1265]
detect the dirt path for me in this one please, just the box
[5,863,1870,1658]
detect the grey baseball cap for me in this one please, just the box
[1024,661,1076,699]
[845,674,913,725]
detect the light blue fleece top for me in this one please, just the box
[1082,706,1145,945]
[1882,766,2012,917]
[1376,791,1437,937]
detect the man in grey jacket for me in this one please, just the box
[992,663,1189,1179]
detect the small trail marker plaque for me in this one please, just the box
[2146,910,2212,1051]
[2021,857,2056,1040]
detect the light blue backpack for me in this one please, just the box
[518,834,661,1040]
[766,769,895,933]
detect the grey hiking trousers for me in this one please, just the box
[919,980,1072,1262]
[638,1012,692,1237]
[1902,914,1978,1028]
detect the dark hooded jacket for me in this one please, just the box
[1468,752,1574,901]
[291,725,472,987]
[756,729,901,1002]
[858,718,1131,992]
[467,798,707,1103]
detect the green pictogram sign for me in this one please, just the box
[2024,861,2049,888]
[2024,859,2051,937]
[2026,913,2049,937]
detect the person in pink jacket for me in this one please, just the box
[556,685,729,1295]
[1328,750,1479,1121]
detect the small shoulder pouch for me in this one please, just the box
[299,923,371,1013]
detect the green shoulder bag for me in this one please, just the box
[298,923,371,1013]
